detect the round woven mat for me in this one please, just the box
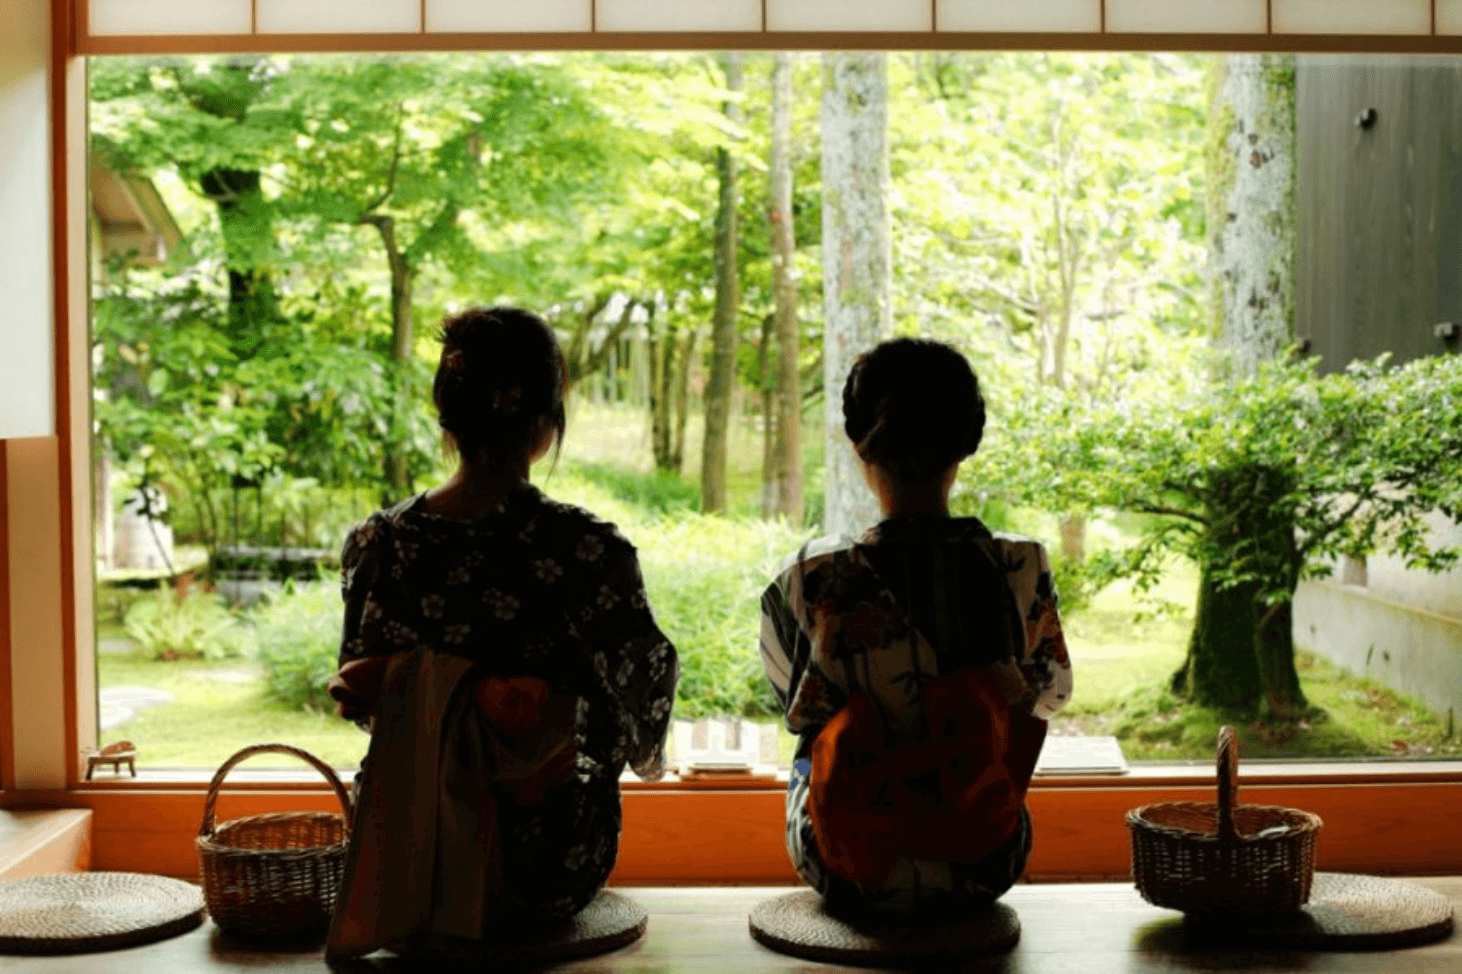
[748,890,1020,966]
[1185,873,1455,950]
[494,890,647,963]
[0,872,204,955]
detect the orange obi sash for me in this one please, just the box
[808,667,1028,890]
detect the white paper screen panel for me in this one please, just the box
[1440,0,1462,33]
[0,0,54,439]
[257,0,420,34]
[936,0,1100,33]
[598,0,761,31]
[91,0,251,34]
[1272,0,1432,35]
[427,0,592,32]
[1107,0,1267,33]
[766,0,932,32]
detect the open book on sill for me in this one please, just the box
[1033,735,1129,776]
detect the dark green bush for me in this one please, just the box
[251,582,341,713]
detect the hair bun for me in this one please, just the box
[842,338,985,480]
[432,306,566,467]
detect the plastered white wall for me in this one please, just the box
[0,0,55,440]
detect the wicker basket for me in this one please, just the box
[1126,725,1322,916]
[196,743,353,940]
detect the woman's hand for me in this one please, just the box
[328,655,392,722]
[474,676,551,735]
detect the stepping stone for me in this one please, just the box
[187,669,261,684]
[98,687,173,709]
[98,705,133,732]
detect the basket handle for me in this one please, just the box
[1216,725,1239,843]
[197,743,353,839]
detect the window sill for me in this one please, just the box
[67,758,1462,791]
[16,758,1462,884]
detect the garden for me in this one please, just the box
[91,51,1462,770]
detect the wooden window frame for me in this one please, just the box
[6,0,1460,883]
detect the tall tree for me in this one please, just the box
[765,52,804,524]
[701,52,744,514]
[270,57,614,496]
[1173,53,1301,714]
[821,53,890,538]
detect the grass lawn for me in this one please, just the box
[99,652,369,769]
[1052,559,1462,761]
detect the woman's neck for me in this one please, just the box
[878,481,950,518]
[422,456,530,520]
[865,461,959,519]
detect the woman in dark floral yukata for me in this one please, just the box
[332,306,678,944]
[760,338,1072,921]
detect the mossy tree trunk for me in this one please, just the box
[1173,570,1262,708]
[821,52,890,538]
[1176,465,1306,714]
[1175,54,1304,714]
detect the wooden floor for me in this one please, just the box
[6,879,1460,973]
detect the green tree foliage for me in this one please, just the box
[93,54,626,498]
[971,352,1462,715]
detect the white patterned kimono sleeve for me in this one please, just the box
[998,537,1073,720]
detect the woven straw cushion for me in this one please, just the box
[1184,873,1455,950]
[497,890,647,963]
[402,890,647,963]
[748,890,1020,965]
[0,872,204,955]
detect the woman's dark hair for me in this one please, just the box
[842,338,985,481]
[432,306,566,467]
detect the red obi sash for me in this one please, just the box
[808,666,1043,890]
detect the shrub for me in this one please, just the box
[251,582,342,713]
[541,465,809,720]
[123,588,240,660]
[564,461,701,515]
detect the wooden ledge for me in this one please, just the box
[0,806,92,880]
[64,758,1462,791]
[5,882,1460,973]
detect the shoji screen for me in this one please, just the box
[76,0,1462,50]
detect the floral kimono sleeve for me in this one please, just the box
[339,515,394,666]
[580,535,678,782]
[1000,538,1073,720]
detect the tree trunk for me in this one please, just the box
[647,307,674,471]
[1210,54,1297,376]
[768,52,805,525]
[1257,596,1305,716]
[1177,54,1301,711]
[198,168,277,361]
[1059,514,1086,563]
[757,313,776,518]
[367,214,416,496]
[821,52,890,538]
[700,52,743,514]
[1173,569,1264,710]
[673,328,697,473]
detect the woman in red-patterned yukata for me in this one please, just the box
[759,338,1073,920]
